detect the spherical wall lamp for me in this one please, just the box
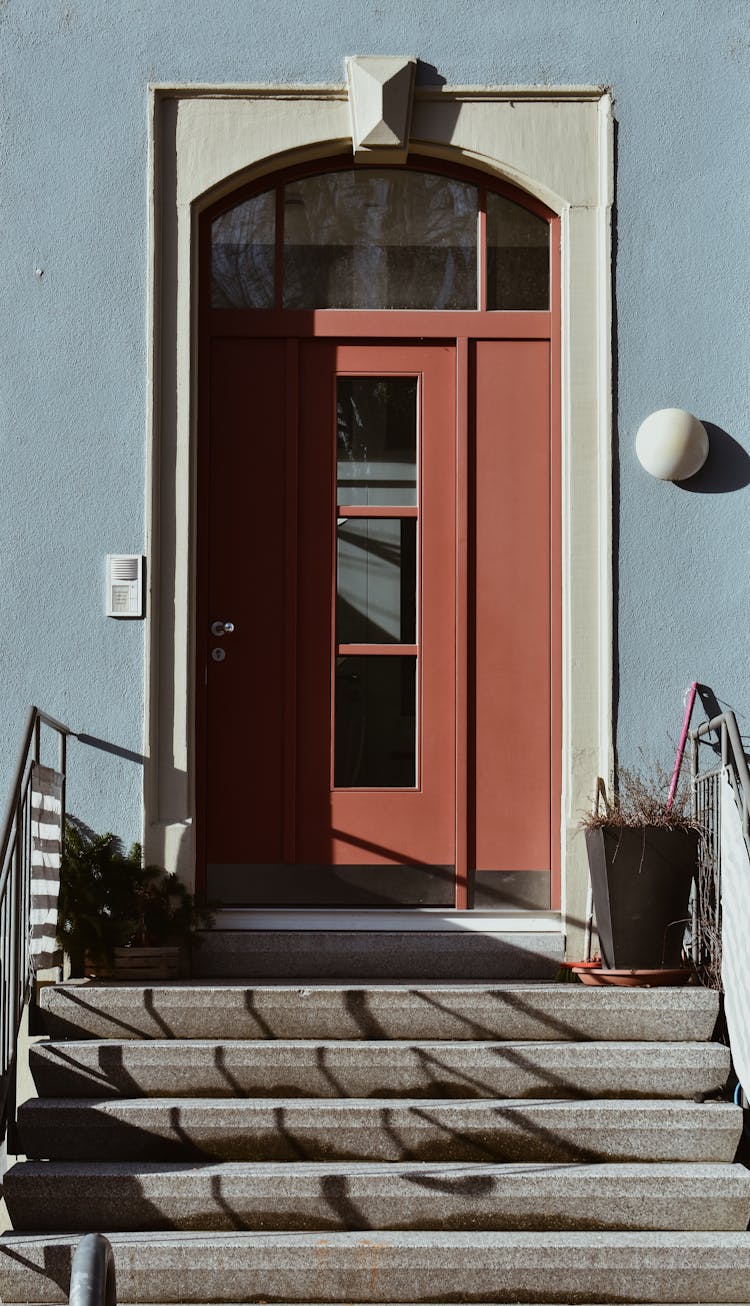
[635,408,709,481]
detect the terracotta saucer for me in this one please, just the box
[572,966,692,987]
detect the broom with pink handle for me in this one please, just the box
[666,681,698,813]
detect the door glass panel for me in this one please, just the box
[335,656,416,787]
[486,193,550,310]
[283,170,478,309]
[337,518,417,644]
[337,377,417,506]
[211,190,276,308]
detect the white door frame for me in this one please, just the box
[144,78,613,957]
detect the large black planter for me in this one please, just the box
[584,825,699,969]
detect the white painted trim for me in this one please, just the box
[597,94,615,783]
[346,57,416,161]
[147,82,605,99]
[144,79,613,959]
[213,909,563,933]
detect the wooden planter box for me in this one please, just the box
[85,946,188,980]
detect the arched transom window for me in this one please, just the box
[210,166,550,313]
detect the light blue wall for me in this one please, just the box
[1,0,748,842]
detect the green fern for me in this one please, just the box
[57,819,214,976]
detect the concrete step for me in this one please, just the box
[29,1038,731,1100]
[17,1096,741,1163]
[5,1160,750,1233]
[189,929,565,979]
[39,982,720,1043]
[2,1230,750,1303]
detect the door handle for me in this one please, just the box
[211,620,235,636]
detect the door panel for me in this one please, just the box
[471,339,552,908]
[295,342,457,876]
[204,338,288,869]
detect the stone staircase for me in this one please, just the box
[1,980,750,1302]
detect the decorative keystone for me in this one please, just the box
[345,56,417,163]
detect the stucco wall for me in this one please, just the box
[1,0,748,846]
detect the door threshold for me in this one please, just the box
[211,908,563,933]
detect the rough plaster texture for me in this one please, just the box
[1,0,748,844]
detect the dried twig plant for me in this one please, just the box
[579,765,702,832]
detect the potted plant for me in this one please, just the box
[579,769,701,980]
[58,820,213,979]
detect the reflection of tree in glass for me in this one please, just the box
[208,170,550,312]
[211,191,276,308]
[337,378,417,484]
[486,193,550,310]
[283,170,478,309]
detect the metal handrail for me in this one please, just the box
[0,705,69,1140]
[69,1234,117,1306]
[689,708,750,984]
[0,707,69,874]
[690,710,750,845]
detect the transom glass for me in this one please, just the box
[210,168,550,311]
[284,171,477,309]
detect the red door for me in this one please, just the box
[202,339,457,906]
[200,336,557,910]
